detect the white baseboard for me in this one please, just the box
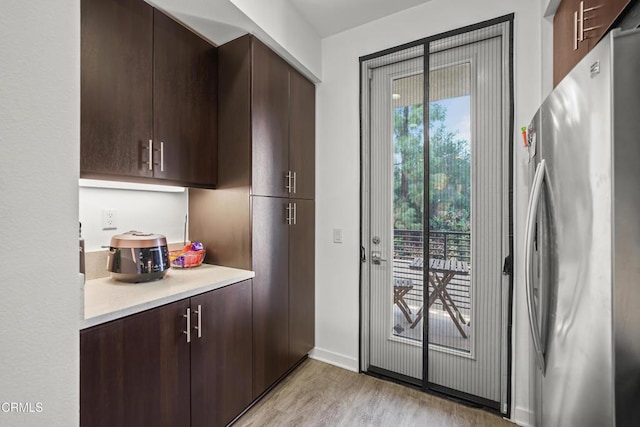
[511,406,534,427]
[309,347,359,372]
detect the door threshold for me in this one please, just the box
[365,366,502,416]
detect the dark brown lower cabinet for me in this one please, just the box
[251,196,315,397]
[191,280,253,427]
[252,196,291,397]
[81,280,253,427]
[80,299,191,427]
[289,199,315,365]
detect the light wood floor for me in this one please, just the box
[234,359,514,427]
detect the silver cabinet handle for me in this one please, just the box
[293,202,297,225]
[574,10,579,50]
[285,171,293,193]
[286,202,293,225]
[183,307,191,343]
[153,141,165,172]
[574,1,602,50]
[193,304,202,339]
[578,1,584,43]
[292,171,297,194]
[144,139,153,171]
[524,159,546,373]
[581,3,602,37]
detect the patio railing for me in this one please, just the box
[393,229,472,315]
[393,229,471,263]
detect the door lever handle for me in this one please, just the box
[371,251,387,265]
[502,254,512,276]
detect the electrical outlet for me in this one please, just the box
[102,209,117,230]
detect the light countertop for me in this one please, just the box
[81,264,255,330]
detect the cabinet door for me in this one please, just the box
[289,69,316,200]
[586,0,631,50]
[251,39,290,198]
[153,10,218,187]
[289,199,315,365]
[191,280,253,427]
[554,0,589,87]
[252,196,290,397]
[81,0,153,178]
[80,299,191,427]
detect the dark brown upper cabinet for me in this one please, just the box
[554,0,631,86]
[586,0,631,49]
[81,0,154,179]
[289,70,316,200]
[81,0,218,188]
[251,38,315,199]
[153,11,217,187]
[251,40,290,198]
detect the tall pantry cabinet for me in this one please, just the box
[189,35,315,399]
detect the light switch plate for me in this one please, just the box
[333,228,343,244]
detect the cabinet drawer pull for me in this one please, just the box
[193,304,202,338]
[183,308,191,343]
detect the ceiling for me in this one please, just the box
[288,0,433,38]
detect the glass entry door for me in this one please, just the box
[362,22,511,410]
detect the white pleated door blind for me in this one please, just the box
[368,47,424,381]
[361,19,511,410]
[426,26,508,404]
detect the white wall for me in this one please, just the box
[230,0,322,80]
[541,1,555,98]
[0,1,79,426]
[314,1,542,425]
[149,0,323,81]
[79,186,188,252]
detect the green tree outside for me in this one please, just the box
[393,101,471,233]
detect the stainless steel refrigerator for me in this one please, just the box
[525,28,640,427]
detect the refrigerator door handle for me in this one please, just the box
[525,159,547,374]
